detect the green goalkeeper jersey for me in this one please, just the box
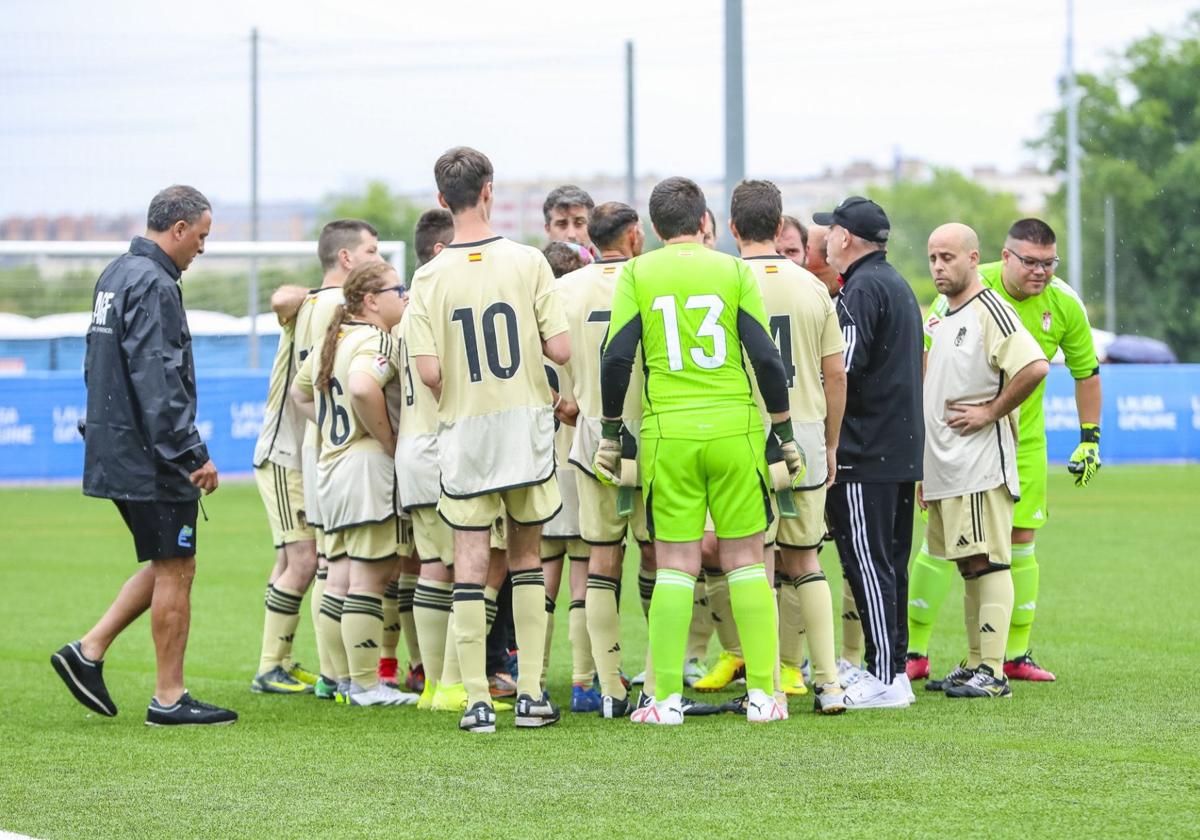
[601,242,789,441]
[924,261,1098,452]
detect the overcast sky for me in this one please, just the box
[0,0,1194,217]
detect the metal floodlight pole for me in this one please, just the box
[1104,195,1116,333]
[723,0,745,254]
[248,26,261,368]
[1065,0,1083,294]
[625,40,636,207]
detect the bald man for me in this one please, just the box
[920,223,1048,699]
[805,225,842,298]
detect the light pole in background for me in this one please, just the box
[722,0,744,254]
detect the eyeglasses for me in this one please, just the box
[1007,247,1059,273]
[377,284,407,298]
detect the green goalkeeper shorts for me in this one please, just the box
[641,428,772,543]
[1014,444,1048,531]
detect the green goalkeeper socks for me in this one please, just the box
[907,542,955,655]
[1006,542,1038,659]
[727,563,777,695]
[649,569,696,701]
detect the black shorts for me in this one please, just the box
[113,499,199,562]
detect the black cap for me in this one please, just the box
[813,196,890,243]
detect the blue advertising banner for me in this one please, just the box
[0,366,1198,483]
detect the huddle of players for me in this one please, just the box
[247,146,1099,727]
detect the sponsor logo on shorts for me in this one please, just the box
[177,525,195,549]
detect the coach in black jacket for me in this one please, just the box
[51,185,236,726]
[814,196,923,709]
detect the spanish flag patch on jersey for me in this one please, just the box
[468,252,483,262]
[603,266,617,274]
[765,265,779,274]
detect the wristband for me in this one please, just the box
[1080,423,1100,444]
[601,419,623,441]
[771,419,795,444]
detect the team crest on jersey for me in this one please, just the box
[764,265,779,274]
[1042,311,1052,332]
[468,252,483,262]
[374,355,389,374]
[926,314,941,332]
[954,326,967,346]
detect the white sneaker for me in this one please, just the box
[837,657,866,687]
[843,673,910,709]
[893,673,916,703]
[630,692,684,725]
[683,658,706,687]
[630,670,646,686]
[746,688,787,723]
[347,682,419,706]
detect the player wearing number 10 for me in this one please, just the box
[406,146,571,733]
[598,177,804,725]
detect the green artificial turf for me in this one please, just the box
[1,466,1197,838]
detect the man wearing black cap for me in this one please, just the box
[813,196,923,709]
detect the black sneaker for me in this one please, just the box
[945,664,1012,699]
[51,641,117,717]
[514,692,560,728]
[459,701,496,733]
[599,694,630,719]
[681,695,722,716]
[926,661,975,692]
[145,692,237,726]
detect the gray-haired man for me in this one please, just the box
[52,185,237,727]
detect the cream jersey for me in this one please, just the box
[923,287,1046,501]
[744,256,843,489]
[394,316,441,510]
[294,286,346,452]
[294,321,402,530]
[405,236,568,498]
[558,260,644,478]
[252,320,305,470]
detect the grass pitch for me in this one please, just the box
[1,466,1198,838]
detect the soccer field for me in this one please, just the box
[1,466,1197,838]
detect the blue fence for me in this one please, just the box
[0,365,1197,482]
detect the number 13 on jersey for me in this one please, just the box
[651,294,727,371]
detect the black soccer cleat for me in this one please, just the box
[514,692,561,728]
[944,664,1012,699]
[926,662,976,692]
[51,641,117,717]
[720,693,749,715]
[680,695,722,716]
[145,692,237,726]
[459,701,497,733]
[599,694,630,719]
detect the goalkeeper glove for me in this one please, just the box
[771,419,807,490]
[593,419,623,486]
[1066,423,1101,487]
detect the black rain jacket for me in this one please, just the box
[834,250,924,483]
[82,237,208,502]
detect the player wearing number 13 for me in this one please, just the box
[405,146,570,732]
[599,176,803,725]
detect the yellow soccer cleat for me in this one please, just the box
[431,682,468,712]
[287,662,318,686]
[779,665,809,696]
[417,680,437,711]
[692,651,745,692]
